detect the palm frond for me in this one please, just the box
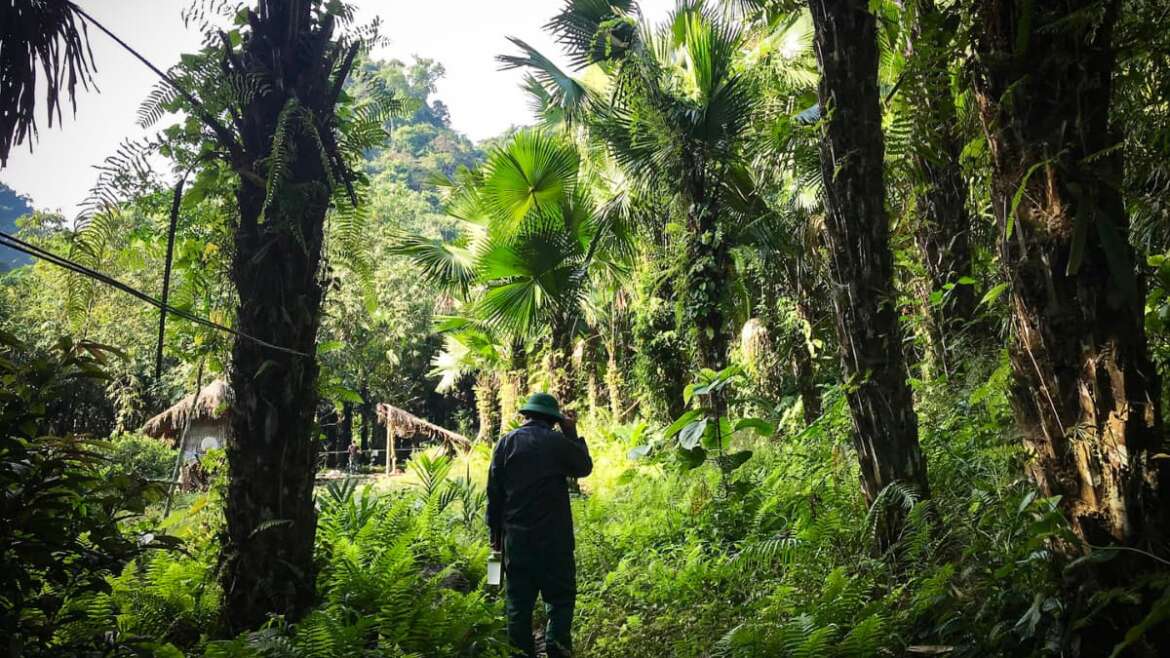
[481,129,580,230]
[0,0,96,166]
[388,232,477,297]
[546,0,641,68]
[499,38,591,125]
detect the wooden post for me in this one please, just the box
[385,422,396,475]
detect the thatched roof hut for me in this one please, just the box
[142,380,233,442]
[376,403,471,451]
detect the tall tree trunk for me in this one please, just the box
[358,383,372,452]
[220,1,352,632]
[785,251,825,426]
[499,339,527,428]
[683,188,731,373]
[224,139,328,635]
[808,0,930,509]
[606,347,624,422]
[792,301,823,427]
[972,0,1167,552]
[318,403,338,468]
[341,401,353,453]
[906,0,976,362]
[547,319,576,407]
[474,371,500,442]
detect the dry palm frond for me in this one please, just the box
[141,380,233,441]
[377,403,471,451]
[1,0,96,166]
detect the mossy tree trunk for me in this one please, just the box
[786,254,824,427]
[220,0,354,634]
[906,0,976,365]
[808,0,930,510]
[682,190,732,375]
[474,371,500,443]
[499,339,527,428]
[791,304,822,427]
[972,0,1167,553]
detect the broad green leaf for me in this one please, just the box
[628,443,653,460]
[733,418,774,437]
[664,409,702,438]
[678,418,708,450]
[677,445,707,470]
[718,450,753,473]
[316,340,344,355]
[980,282,1010,307]
[1007,158,1052,239]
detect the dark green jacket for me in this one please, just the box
[486,418,592,551]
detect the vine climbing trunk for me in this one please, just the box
[683,188,731,374]
[807,0,930,514]
[219,0,355,635]
[474,371,500,442]
[906,0,976,363]
[359,383,372,452]
[499,339,527,427]
[972,0,1167,555]
[785,251,824,426]
[606,348,623,422]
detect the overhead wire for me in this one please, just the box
[0,230,310,358]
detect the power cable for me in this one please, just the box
[0,230,309,358]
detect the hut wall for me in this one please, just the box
[181,419,227,461]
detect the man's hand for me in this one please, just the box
[559,413,578,440]
[490,530,502,553]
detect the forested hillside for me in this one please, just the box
[2,0,1170,656]
[0,183,33,270]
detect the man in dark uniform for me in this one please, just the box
[487,392,592,658]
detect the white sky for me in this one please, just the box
[1,0,674,217]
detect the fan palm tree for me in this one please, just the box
[427,317,506,441]
[395,129,629,407]
[515,0,758,375]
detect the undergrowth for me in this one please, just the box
[53,351,1090,656]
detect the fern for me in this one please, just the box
[735,534,801,568]
[863,480,922,548]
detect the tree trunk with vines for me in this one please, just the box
[907,0,976,366]
[972,0,1167,555]
[220,0,350,633]
[808,0,930,510]
[683,181,732,374]
[474,371,500,443]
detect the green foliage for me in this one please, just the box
[102,432,178,481]
[0,333,178,655]
[571,360,1070,657]
[197,465,508,656]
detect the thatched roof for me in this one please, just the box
[142,380,232,440]
[376,403,471,451]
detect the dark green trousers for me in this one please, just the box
[504,536,576,658]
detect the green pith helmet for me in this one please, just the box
[518,392,564,421]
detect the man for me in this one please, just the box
[487,392,592,658]
[346,441,359,474]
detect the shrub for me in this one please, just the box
[0,333,178,656]
[103,432,177,481]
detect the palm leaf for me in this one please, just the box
[388,232,477,297]
[546,0,641,68]
[1,0,96,166]
[481,129,580,229]
[498,38,590,125]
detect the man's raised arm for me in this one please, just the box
[558,415,592,478]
